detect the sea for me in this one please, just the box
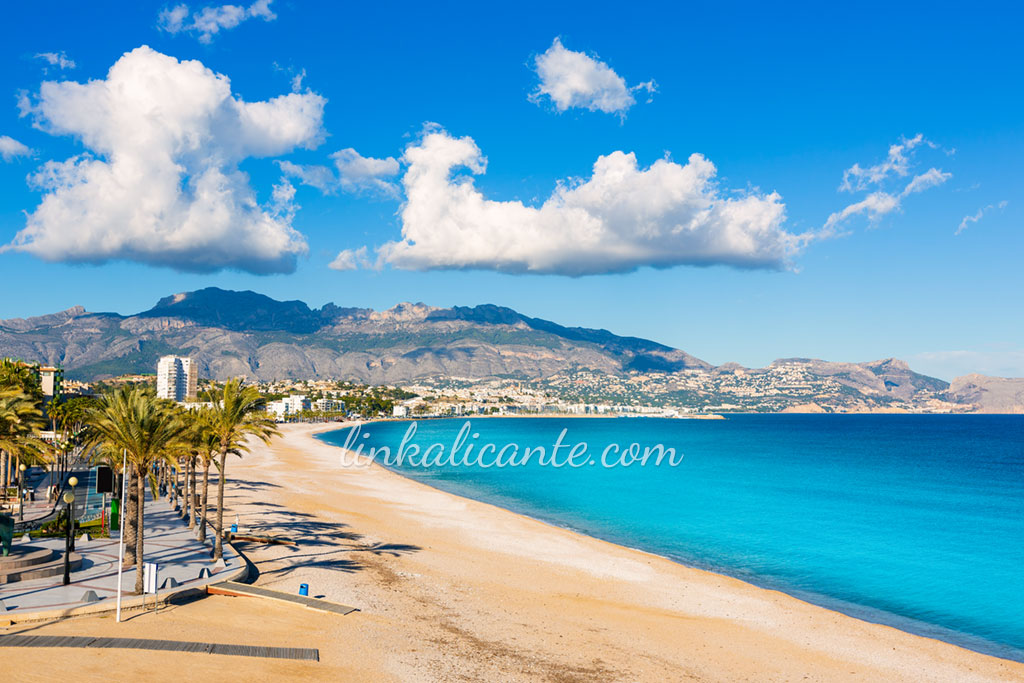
[317,414,1024,661]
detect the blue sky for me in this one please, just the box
[1,1,1022,379]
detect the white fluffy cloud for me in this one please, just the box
[839,134,931,192]
[530,38,655,116]
[35,51,76,70]
[6,46,324,274]
[328,246,369,271]
[344,127,798,276]
[0,135,32,161]
[279,148,400,197]
[824,135,950,234]
[956,200,1008,235]
[159,0,276,43]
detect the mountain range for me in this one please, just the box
[0,288,1020,413]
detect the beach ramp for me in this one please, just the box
[208,581,358,616]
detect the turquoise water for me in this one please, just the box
[317,415,1024,660]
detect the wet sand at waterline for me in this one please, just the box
[3,422,1022,681]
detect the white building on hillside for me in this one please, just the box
[314,398,343,412]
[267,394,310,420]
[156,356,197,402]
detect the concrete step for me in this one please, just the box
[0,546,56,570]
[0,548,82,584]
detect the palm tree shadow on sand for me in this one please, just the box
[224,477,284,490]
[232,512,421,582]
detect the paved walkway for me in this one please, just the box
[0,494,244,617]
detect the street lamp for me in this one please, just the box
[67,476,78,551]
[62,490,75,586]
[18,463,26,522]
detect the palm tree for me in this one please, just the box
[204,379,278,560]
[0,359,43,401]
[0,360,42,489]
[173,421,198,528]
[0,389,46,509]
[84,386,187,593]
[48,395,97,489]
[181,419,203,530]
[189,408,220,544]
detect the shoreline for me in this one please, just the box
[270,420,1021,679]
[310,419,1023,665]
[5,420,1019,681]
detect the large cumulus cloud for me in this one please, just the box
[6,46,323,274]
[332,127,802,276]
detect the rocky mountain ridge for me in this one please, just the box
[0,288,1020,412]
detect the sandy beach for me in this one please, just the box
[4,421,1023,682]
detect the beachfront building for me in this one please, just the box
[314,398,342,412]
[267,394,311,420]
[266,400,287,420]
[156,355,198,402]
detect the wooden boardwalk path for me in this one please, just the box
[0,634,318,660]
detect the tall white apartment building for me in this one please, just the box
[156,355,198,402]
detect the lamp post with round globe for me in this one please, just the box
[62,490,75,585]
[67,476,78,551]
[18,463,26,522]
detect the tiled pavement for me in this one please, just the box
[1,493,244,617]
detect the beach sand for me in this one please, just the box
[3,422,1022,682]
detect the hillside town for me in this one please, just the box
[44,354,973,421]
[249,364,965,420]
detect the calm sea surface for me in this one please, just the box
[318,415,1024,660]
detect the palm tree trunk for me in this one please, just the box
[182,456,190,520]
[165,461,173,504]
[213,448,227,560]
[177,460,184,517]
[198,460,210,543]
[123,467,138,567]
[187,456,197,529]
[134,466,145,594]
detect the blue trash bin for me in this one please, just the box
[299,583,309,596]
[230,523,238,533]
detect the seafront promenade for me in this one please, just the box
[1,492,245,619]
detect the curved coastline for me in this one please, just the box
[311,417,1024,665]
